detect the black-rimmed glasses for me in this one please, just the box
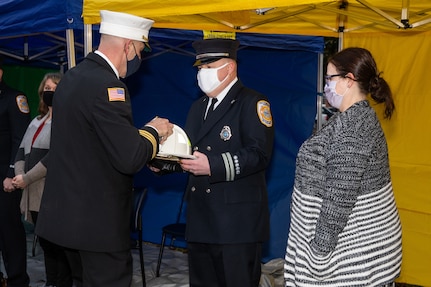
[325,74,344,83]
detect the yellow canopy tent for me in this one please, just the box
[82,0,431,36]
[83,1,431,286]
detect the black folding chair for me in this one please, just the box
[156,189,186,277]
[131,187,148,287]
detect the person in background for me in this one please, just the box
[179,38,275,287]
[35,10,173,287]
[284,47,402,287]
[13,72,73,287]
[0,55,31,287]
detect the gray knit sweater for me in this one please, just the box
[284,100,402,286]
[15,113,50,222]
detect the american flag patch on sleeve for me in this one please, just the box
[107,88,126,102]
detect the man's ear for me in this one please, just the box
[124,40,132,54]
[227,60,235,73]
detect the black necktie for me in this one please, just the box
[204,98,218,121]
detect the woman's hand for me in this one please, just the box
[12,174,27,189]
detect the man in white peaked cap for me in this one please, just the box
[36,10,173,287]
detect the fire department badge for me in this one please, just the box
[16,95,30,114]
[220,126,232,141]
[257,100,272,127]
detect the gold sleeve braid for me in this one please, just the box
[138,129,158,159]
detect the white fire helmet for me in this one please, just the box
[156,124,195,160]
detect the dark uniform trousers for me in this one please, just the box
[0,190,29,287]
[188,242,262,287]
[64,248,132,287]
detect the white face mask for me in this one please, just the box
[197,63,229,94]
[324,80,349,109]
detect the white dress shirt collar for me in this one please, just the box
[94,50,119,79]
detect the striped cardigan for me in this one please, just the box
[284,101,402,287]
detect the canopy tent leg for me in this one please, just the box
[66,28,76,69]
[84,24,93,57]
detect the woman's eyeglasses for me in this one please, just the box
[325,74,345,83]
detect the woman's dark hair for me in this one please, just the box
[329,47,395,119]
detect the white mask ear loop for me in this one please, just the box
[341,85,350,97]
[218,62,230,84]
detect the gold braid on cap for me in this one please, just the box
[138,129,157,159]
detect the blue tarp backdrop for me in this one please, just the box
[0,0,324,262]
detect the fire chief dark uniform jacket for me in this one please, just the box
[36,52,159,252]
[184,80,274,244]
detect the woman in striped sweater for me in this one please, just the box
[284,47,402,287]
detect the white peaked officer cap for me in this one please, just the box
[99,10,154,42]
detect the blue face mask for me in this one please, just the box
[125,54,141,78]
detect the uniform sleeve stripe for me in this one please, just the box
[138,129,157,159]
[222,152,235,181]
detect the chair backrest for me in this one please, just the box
[132,187,148,231]
[174,188,187,224]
